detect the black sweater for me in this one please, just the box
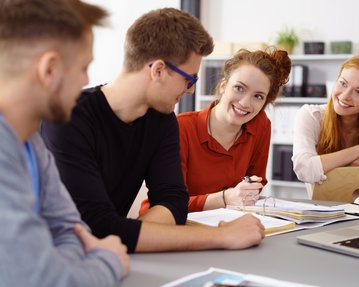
[41,86,188,253]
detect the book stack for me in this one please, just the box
[228,198,346,224]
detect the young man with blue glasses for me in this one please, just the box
[41,8,265,253]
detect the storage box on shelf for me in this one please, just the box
[196,53,353,197]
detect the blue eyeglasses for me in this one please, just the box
[149,61,198,89]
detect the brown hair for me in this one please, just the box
[0,0,108,42]
[215,47,291,109]
[317,55,359,155]
[124,7,214,72]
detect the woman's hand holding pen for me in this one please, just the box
[223,176,263,206]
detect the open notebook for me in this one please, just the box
[187,208,296,236]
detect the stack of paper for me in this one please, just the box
[227,198,345,224]
[187,208,295,236]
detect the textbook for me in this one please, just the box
[187,208,296,236]
[227,198,346,224]
[162,267,318,287]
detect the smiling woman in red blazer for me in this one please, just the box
[177,48,291,212]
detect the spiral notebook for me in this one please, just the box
[227,198,346,224]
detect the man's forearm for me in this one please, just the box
[138,205,176,225]
[135,214,265,253]
[135,221,222,252]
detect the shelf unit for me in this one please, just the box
[275,97,327,104]
[289,54,351,61]
[196,53,353,197]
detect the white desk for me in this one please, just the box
[122,207,359,286]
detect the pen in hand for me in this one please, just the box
[241,176,253,183]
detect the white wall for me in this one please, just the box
[86,0,359,86]
[85,0,180,86]
[201,0,359,55]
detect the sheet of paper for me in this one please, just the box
[162,267,319,287]
[332,203,359,215]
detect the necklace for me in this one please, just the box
[208,108,242,147]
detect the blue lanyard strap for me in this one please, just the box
[24,141,40,214]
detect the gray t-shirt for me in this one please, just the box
[0,117,124,287]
